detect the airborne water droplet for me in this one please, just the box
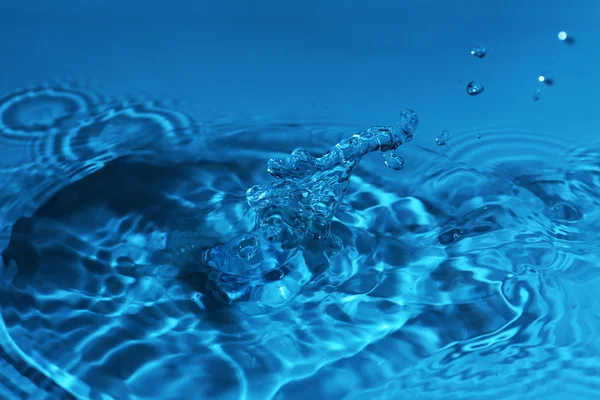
[436,130,449,146]
[383,150,404,170]
[533,88,541,101]
[466,81,484,96]
[204,109,420,305]
[538,75,553,86]
[470,45,486,58]
[394,109,419,143]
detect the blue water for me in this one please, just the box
[1,1,600,399]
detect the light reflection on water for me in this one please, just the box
[0,83,599,399]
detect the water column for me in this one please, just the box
[200,109,419,306]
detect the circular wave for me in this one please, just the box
[0,85,598,399]
[425,127,570,171]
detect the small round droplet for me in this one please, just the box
[436,130,449,146]
[383,149,404,170]
[533,88,541,101]
[476,134,481,139]
[466,81,484,96]
[470,45,486,58]
[558,31,567,41]
[538,75,553,86]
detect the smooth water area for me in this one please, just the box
[0,81,599,399]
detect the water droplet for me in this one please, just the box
[203,111,420,305]
[383,149,404,170]
[466,81,484,96]
[533,88,541,101]
[558,31,567,41]
[394,109,419,143]
[538,75,553,86]
[476,134,482,139]
[436,130,449,146]
[470,45,486,58]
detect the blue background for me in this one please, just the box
[2,0,599,144]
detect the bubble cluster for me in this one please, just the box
[538,75,553,86]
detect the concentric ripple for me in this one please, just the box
[428,127,569,171]
[0,82,204,230]
[1,83,600,400]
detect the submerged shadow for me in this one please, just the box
[1,155,245,317]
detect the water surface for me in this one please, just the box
[0,83,599,400]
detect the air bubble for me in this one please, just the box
[466,81,484,96]
[204,109,420,305]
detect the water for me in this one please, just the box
[436,130,450,146]
[466,82,484,96]
[0,79,599,399]
[470,45,487,59]
[197,109,418,306]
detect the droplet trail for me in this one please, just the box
[383,150,404,170]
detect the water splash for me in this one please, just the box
[383,150,404,170]
[198,109,419,305]
[538,75,554,86]
[558,31,575,45]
